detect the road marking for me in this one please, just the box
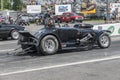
[0,49,14,52]
[0,41,17,45]
[1,55,120,76]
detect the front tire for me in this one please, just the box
[40,35,59,55]
[98,34,111,48]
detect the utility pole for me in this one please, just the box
[106,0,109,22]
[1,0,3,10]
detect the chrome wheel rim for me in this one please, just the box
[44,39,56,52]
[12,31,19,39]
[100,35,109,47]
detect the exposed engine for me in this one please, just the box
[77,33,93,43]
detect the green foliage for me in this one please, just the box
[0,0,24,11]
[12,0,23,11]
[3,0,12,10]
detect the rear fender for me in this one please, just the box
[96,30,111,40]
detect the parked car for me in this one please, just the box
[0,24,25,40]
[54,12,84,23]
[19,15,30,26]
[18,23,111,55]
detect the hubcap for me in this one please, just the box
[44,39,55,52]
[12,31,19,39]
[100,36,109,47]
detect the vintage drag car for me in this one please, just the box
[18,23,111,55]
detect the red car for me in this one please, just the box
[54,12,84,23]
[0,16,5,23]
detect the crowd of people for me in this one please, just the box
[103,0,120,23]
[103,8,120,23]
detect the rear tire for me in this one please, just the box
[40,35,59,55]
[11,30,19,40]
[98,34,111,48]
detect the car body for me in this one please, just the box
[0,24,25,40]
[54,12,84,23]
[73,23,94,29]
[18,23,111,55]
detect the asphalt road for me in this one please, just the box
[0,22,120,80]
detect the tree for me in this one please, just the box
[3,0,11,10]
[12,0,23,11]
[0,0,12,10]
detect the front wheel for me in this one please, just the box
[40,35,59,55]
[98,34,111,48]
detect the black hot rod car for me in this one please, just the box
[18,23,111,55]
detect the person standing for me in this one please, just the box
[103,10,107,23]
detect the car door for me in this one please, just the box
[58,28,79,42]
[0,25,11,38]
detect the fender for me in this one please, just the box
[95,30,111,41]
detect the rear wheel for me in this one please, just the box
[98,34,111,48]
[11,30,19,40]
[40,35,59,55]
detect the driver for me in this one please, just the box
[45,19,55,28]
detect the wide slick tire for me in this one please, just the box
[98,34,111,48]
[11,30,19,40]
[40,35,59,55]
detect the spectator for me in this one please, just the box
[44,11,51,25]
[112,8,117,22]
[115,8,120,22]
[45,18,55,28]
[103,10,107,23]
[9,17,14,24]
[44,11,51,19]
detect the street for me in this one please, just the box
[0,37,120,80]
[0,22,120,80]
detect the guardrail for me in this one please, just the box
[93,23,120,36]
